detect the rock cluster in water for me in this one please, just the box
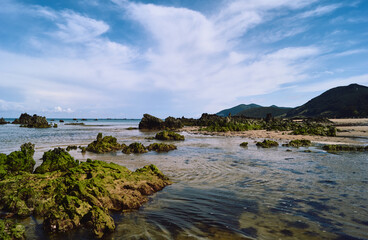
[86,133,124,153]
[12,113,52,128]
[0,144,171,238]
[155,131,185,141]
[239,142,248,147]
[256,140,279,148]
[138,114,183,130]
[322,144,368,152]
[139,113,337,137]
[0,118,9,125]
[282,139,312,148]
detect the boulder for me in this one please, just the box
[155,131,185,141]
[34,148,79,174]
[138,114,164,130]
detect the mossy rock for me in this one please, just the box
[0,150,171,238]
[239,142,248,147]
[155,131,185,141]
[322,144,368,152]
[0,117,9,125]
[66,145,78,151]
[147,143,177,152]
[86,133,123,153]
[0,143,35,176]
[138,114,164,130]
[122,143,147,154]
[34,148,79,174]
[256,140,279,148]
[0,219,26,240]
[282,139,311,148]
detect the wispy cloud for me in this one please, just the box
[298,4,342,18]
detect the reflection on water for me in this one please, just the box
[1,122,368,239]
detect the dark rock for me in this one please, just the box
[66,145,78,151]
[322,144,368,152]
[138,114,164,130]
[164,116,183,129]
[12,113,51,128]
[240,142,248,147]
[59,120,64,123]
[0,117,9,124]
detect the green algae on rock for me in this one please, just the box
[86,133,123,153]
[147,143,177,152]
[122,143,148,154]
[0,143,35,178]
[34,148,79,174]
[66,145,78,151]
[0,219,25,240]
[239,142,248,147]
[155,131,185,141]
[0,147,171,238]
[256,140,279,148]
[322,144,368,152]
[282,139,311,148]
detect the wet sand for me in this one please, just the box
[181,118,368,145]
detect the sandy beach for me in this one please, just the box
[181,119,368,145]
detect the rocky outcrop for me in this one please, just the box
[155,131,185,141]
[0,146,171,238]
[121,143,148,154]
[34,148,79,174]
[0,118,9,125]
[282,140,311,148]
[256,140,279,148]
[12,113,51,128]
[0,219,25,240]
[86,133,123,153]
[147,143,177,152]
[139,114,164,130]
[0,143,35,178]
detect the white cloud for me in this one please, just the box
[299,4,342,18]
[54,106,73,113]
[334,49,368,57]
[53,11,109,43]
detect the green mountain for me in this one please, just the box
[235,105,292,118]
[287,83,368,118]
[216,104,261,117]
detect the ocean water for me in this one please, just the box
[1,119,367,239]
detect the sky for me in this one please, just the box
[0,0,367,118]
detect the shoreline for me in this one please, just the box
[180,118,368,145]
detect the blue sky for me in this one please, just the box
[0,0,367,118]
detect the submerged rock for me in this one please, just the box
[139,114,164,130]
[122,143,148,154]
[322,144,368,152]
[0,219,25,240]
[256,140,279,148]
[240,142,248,147]
[12,113,51,128]
[147,143,177,152]
[0,147,171,238]
[155,131,185,141]
[282,139,311,148]
[86,133,123,153]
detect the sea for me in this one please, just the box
[0,119,367,240]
